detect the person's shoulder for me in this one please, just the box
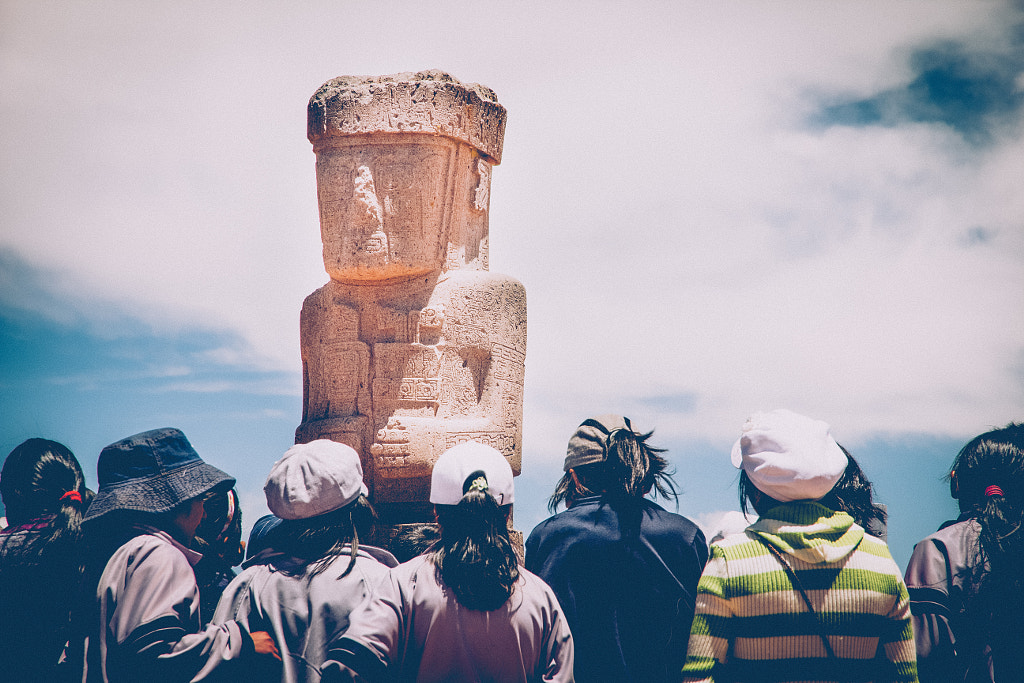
[392,552,433,579]
[925,517,977,544]
[708,530,763,558]
[640,500,706,537]
[527,506,591,540]
[851,532,902,571]
[518,566,565,602]
[118,530,196,570]
[906,517,978,577]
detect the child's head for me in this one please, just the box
[732,409,848,516]
[549,414,676,511]
[2,438,87,526]
[429,441,518,611]
[262,439,373,577]
[85,428,234,542]
[246,513,283,561]
[950,422,1024,514]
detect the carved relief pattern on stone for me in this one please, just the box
[473,158,491,212]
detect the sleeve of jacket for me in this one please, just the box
[106,539,253,682]
[681,544,732,683]
[322,570,405,679]
[880,571,919,683]
[904,535,958,683]
[539,586,574,683]
[209,569,256,631]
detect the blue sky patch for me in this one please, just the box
[813,39,1024,145]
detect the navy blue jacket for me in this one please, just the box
[525,496,708,683]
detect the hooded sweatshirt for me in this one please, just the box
[682,502,917,683]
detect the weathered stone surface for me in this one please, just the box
[308,70,505,162]
[296,71,525,526]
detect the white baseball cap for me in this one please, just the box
[429,441,514,506]
[730,409,848,503]
[264,440,368,520]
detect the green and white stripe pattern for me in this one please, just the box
[682,502,917,682]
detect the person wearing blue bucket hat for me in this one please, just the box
[67,427,280,682]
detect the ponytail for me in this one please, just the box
[1,439,89,661]
[549,427,678,511]
[433,475,519,611]
[604,428,677,501]
[1,439,88,564]
[950,423,1024,659]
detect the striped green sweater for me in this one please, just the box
[681,502,917,683]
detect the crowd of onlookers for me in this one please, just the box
[1,411,1021,682]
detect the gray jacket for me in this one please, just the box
[323,554,575,683]
[76,526,254,682]
[212,544,397,683]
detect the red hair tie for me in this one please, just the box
[60,490,82,503]
[985,485,1004,497]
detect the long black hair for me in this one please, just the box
[1,438,89,567]
[548,427,678,512]
[266,495,377,579]
[1,439,91,674]
[949,422,1024,666]
[819,447,887,534]
[433,476,519,611]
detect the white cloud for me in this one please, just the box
[2,0,1022,464]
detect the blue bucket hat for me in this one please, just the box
[84,428,234,522]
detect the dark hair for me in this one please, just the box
[1,438,89,563]
[1,439,90,673]
[738,469,778,517]
[391,524,440,563]
[949,422,1024,660]
[433,477,519,611]
[267,495,377,578]
[548,427,678,512]
[819,446,887,534]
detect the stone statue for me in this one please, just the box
[296,71,527,529]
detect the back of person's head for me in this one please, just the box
[948,422,1024,659]
[549,414,677,512]
[85,427,234,530]
[429,441,518,611]
[951,423,1024,517]
[731,409,848,517]
[246,513,284,561]
[263,439,374,578]
[76,428,235,622]
[390,524,440,563]
[1,438,89,559]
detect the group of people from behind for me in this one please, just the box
[1,413,1021,682]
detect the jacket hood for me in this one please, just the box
[241,543,398,570]
[749,501,863,565]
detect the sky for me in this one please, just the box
[2,0,1023,569]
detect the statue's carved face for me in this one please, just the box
[315,138,457,282]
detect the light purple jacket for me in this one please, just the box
[76,526,254,682]
[323,554,575,683]
[212,544,397,683]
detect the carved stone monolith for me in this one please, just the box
[296,71,526,533]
